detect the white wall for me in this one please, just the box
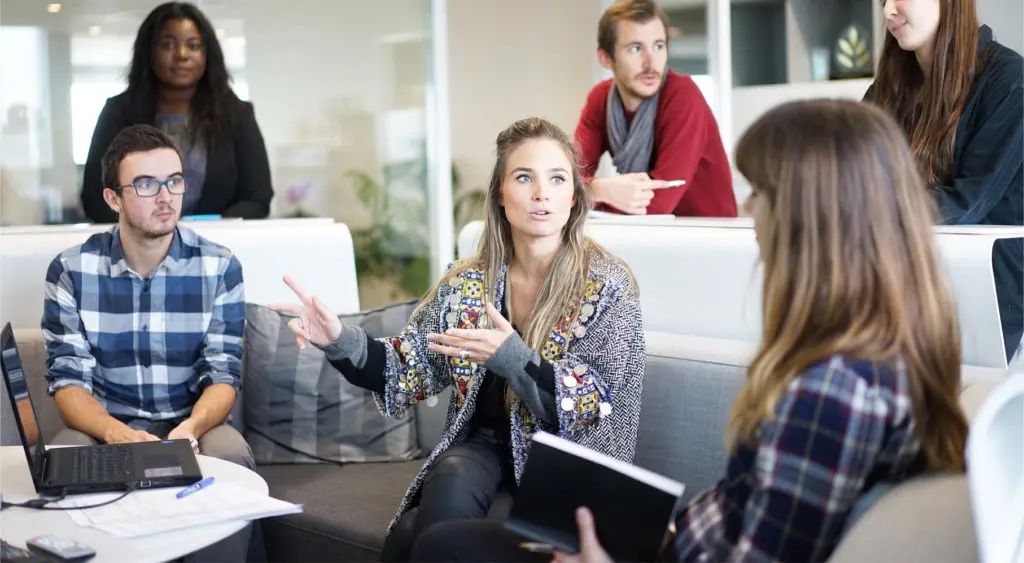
[978,0,1024,54]
[447,0,601,194]
[729,78,874,201]
[210,0,603,221]
[238,0,431,225]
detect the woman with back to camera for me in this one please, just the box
[865,0,1023,362]
[271,117,646,561]
[408,99,970,563]
[81,1,273,223]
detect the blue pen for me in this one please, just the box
[181,214,222,221]
[177,476,215,499]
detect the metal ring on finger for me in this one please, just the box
[458,348,469,361]
[297,317,305,329]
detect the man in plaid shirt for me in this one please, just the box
[43,124,252,469]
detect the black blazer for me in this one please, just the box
[80,91,274,223]
[865,25,1023,360]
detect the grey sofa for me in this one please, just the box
[2,328,994,562]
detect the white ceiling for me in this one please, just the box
[0,0,244,37]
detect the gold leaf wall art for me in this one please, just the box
[833,24,873,77]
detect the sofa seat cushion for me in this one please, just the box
[257,460,422,560]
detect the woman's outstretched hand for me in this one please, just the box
[268,275,342,350]
[427,303,514,365]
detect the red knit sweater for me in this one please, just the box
[574,70,737,217]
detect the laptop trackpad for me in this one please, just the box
[142,453,184,478]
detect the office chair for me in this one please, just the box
[967,373,1024,563]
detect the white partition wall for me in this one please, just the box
[458,219,1024,369]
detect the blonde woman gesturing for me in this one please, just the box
[272,117,645,561]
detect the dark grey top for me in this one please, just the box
[156,113,207,216]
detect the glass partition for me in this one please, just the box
[0,0,445,308]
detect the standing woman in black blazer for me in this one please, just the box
[865,0,1023,362]
[81,2,273,222]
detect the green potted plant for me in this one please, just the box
[345,163,486,308]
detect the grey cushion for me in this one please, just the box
[635,337,747,504]
[243,302,421,464]
[257,460,423,562]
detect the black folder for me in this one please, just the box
[504,431,685,562]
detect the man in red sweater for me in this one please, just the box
[576,0,736,217]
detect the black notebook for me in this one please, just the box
[504,431,685,562]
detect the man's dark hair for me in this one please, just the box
[101,124,181,192]
[127,2,238,148]
[597,0,670,59]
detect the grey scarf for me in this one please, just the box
[605,81,662,174]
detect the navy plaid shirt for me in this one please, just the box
[673,355,927,562]
[42,226,244,429]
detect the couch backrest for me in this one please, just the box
[638,332,1008,563]
[458,220,1024,369]
[0,218,362,333]
[635,333,749,503]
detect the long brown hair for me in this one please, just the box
[870,0,980,185]
[418,117,599,350]
[729,99,967,472]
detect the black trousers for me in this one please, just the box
[381,430,515,562]
[409,519,549,562]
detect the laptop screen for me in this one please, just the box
[1,323,47,486]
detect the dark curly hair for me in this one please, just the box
[126,2,237,149]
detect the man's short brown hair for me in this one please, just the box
[597,0,670,58]
[101,124,180,193]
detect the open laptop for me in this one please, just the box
[1,322,202,496]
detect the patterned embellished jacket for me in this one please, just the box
[325,246,646,534]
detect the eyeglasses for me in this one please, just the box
[119,176,188,197]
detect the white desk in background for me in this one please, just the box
[0,446,269,563]
[459,220,1024,369]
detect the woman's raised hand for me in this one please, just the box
[268,275,342,350]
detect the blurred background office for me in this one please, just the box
[1,0,1021,308]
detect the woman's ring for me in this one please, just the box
[458,348,468,361]
[297,318,305,330]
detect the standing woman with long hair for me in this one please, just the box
[81,1,273,223]
[271,117,645,561]
[865,0,1023,362]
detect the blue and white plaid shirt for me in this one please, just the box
[42,225,244,429]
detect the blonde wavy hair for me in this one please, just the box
[419,117,601,349]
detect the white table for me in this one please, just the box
[0,446,268,562]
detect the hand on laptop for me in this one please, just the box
[168,421,200,454]
[104,425,160,445]
[270,275,343,350]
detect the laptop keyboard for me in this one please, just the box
[70,446,133,483]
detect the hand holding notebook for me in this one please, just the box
[504,431,684,562]
[549,507,613,563]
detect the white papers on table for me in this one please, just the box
[57,482,302,538]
